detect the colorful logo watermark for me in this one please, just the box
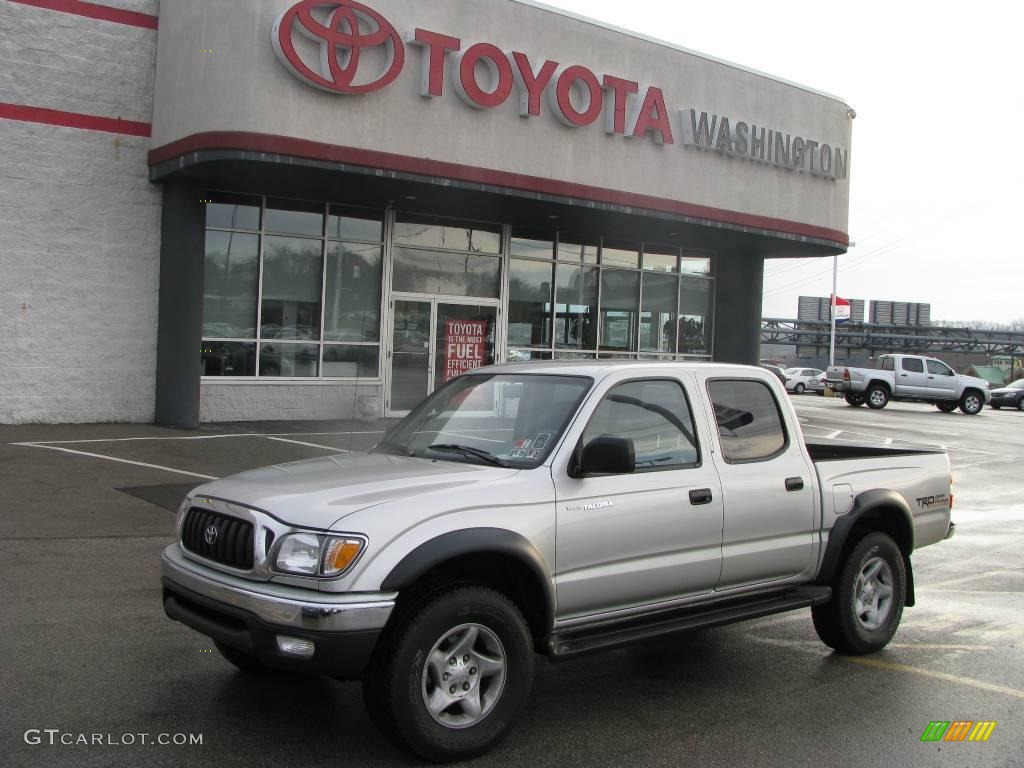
[920,721,997,742]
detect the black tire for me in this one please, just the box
[795,383,805,394]
[1017,398,1024,411]
[959,389,983,415]
[844,393,865,407]
[935,401,957,413]
[812,532,906,655]
[363,585,534,762]
[865,384,890,410]
[214,640,267,673]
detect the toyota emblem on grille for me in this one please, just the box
[204,525,219,545]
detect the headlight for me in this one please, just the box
[273,533,365,577]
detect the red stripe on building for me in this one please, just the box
[6,0,158,29]
[0,102,152,137]
[149,131,849,247]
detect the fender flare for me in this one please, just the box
[380,527,555,629]
[816,489,917,607]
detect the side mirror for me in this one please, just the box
[572,436,635,477]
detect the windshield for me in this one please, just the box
[375,373,593,468]
[1008,380,1024,390]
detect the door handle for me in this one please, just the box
[689,488,713,505]
[900,374,908,377]
[785,477,804,491]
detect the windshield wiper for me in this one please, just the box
[427,444,510,468]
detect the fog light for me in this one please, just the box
[276,635,315,658]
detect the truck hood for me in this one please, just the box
[189,452,519,529]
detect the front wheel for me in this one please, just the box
[812,532,906,654]
[844,393,866,407]
[795,383,806,394]
[935,401,958,413]
[1018,398,1024,411]
[866,384,890,409]
[363,586,534,762]
[959,390,983,415]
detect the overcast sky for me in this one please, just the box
[541,0,1023,325]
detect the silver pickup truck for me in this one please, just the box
[162,361,954,761]
[825,353,991,414]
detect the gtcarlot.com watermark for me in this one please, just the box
[24,729,203,747]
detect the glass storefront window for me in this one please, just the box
[681,252,713,276]
[507,349,553,361]
[258,342,319,377]
[201,341,256,376]
[324,242,382,342]
[323,345,379,377]
[679,277,713,354]
[599,269,639,352]
[510,233,554,259]
[392,247,501,297]
[639,272,678,353]
[601,241,640,269]
[509,259,553,348]
[328,205,383,242]
[261,236,323,340]
[206,193,260,230]
[264,199,324,237]
[557,236,599,264]
[203,231,259,339]
[394,217,501,254]
[643,246,678,273]
[555,264,598,349]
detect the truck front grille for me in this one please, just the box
[181,508,254,570]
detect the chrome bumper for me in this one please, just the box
[161,544,395,633]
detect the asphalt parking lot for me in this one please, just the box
[2,398,1022,767]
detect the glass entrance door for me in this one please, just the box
[387,297,498,415]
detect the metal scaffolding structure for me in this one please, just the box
[761,318,1024,357]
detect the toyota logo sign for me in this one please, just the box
[272,0,405,94]
[204,525,219,545]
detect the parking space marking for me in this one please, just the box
[5,430,388,446]
[262,436,349,452]
[919,570,1023,590]
[827,430,842,439]
[14,443,218,480]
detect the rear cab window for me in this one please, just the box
[707,379,788,463]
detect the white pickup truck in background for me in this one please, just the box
[826,354,991,414]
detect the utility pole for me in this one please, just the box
[829,254,838,367]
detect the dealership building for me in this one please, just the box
[0,0,852,426]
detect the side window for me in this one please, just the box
[707,380,787,463]
[926,360,953,376]
[880,358,895,371]
[901,358,924,373]
[582,380,699,469]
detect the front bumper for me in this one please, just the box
[161,544,395,677]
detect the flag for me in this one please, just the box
[832,295,851,324]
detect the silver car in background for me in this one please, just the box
[785,367,825,394]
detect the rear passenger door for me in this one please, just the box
[701,376,818,589]
[897,357,927,396]
[552,376,724,620]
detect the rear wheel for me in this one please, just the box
[795,383,806,394]
[363,585,534,762]
[935,402,958,413]
[844,393,866,407]
[866,384,890,409]
[812,532,906,654]
[959,390,983,415]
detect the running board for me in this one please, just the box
[547,586,832,659]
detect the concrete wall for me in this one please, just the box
[200,381,382,422]
[151,0,852,241]
[0,1,161,424]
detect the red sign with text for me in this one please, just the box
[444,320,487,382]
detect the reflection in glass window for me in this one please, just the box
[201,341,256,376]
[708,379,787,462]
[264,199,324,237]
[507,349,553,361]
[323,345,379,377]
[206,193,260,230]
[509,259,553,348]
[583,380,700,469]
[679,277,713,354]
[261,236,323,340]
[392,247,501,297]
[557,236,599,264]
[643,246,678,272]
[599,269,639,352]
[393,217,501,253]
[555,264,598,349]
[324,242,382,342]
[601,242,640,269]
[327,206,382,241]
[258,343,319,377]
[681,252,712,276]
[510,234,554,259]
[640,272,677,353]
[203,231,259,339]
[926,360,953,376]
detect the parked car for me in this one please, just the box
[990,379,1024,410]
[825,354,991,414]
[784,367,825,394]
[759,362,787,384]
[162,361,954,761]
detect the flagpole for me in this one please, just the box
[829,254,838,367]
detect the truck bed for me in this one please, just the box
[805,442,943,462]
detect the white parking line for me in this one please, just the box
[10,430,387,446]
[13,443,217,480]
[263,436,349,452]
[827,430,842,439]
